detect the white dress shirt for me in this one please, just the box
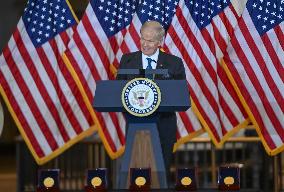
[142,49,159,69]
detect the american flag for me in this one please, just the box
[164,0,249,146]
[64,0,205,157]
[0,0,95,164]
[223,0,284,155]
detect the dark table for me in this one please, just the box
[31,189,260,192]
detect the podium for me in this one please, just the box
[93,72,190,189]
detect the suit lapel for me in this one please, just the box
[133,50,165,69]
[156,50,165,69]
[134,51,143,69]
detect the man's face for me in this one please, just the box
[140,28,161,56]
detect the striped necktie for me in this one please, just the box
[146,57,153,69]
[146,58,153,79]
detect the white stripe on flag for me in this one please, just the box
[224,7,284,150]
[1,58,52,155]
[165,0,248,145]
[15,22,66,147]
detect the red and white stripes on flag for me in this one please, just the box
[223,2,284,155]
[0,0,95,164]
[63,4,126,158]
[63,0,205,157]
[164,0,249,146]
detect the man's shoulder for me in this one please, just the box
[160,50,182,61]
[122,51,141,58]
[120,51,141,68]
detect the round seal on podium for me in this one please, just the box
[121,78,161,117]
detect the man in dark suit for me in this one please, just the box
[117,20,186,184]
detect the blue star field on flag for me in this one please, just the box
[22,0,76,47]
[92,0,138,37]
[186,0,231,29]
[92,0,178,37]
[247,0,283,35]
[136,0,178,29]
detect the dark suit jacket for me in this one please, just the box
[116,50,186,173]
[116,50,186,80]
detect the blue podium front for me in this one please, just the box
[93,79,190,189]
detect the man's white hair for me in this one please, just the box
[140,20,165,41]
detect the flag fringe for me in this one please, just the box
[173,128,205,152]
[0,85,96,165]
[65,0,80,24]
[62,53,126,159]
[221,58,283,156]
[191,96,250,148]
